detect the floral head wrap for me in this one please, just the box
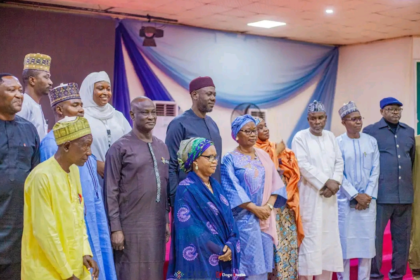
[177,138,214,172]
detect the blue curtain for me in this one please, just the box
[112,22,132,125]
[286,48,339,147]
[113,19,340,144]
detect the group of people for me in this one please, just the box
[0,52,419,280]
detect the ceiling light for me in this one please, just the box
[247,20,286,29]
[325,9,334,14]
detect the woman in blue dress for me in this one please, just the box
[166,138,240,280]
[221,115,288,280]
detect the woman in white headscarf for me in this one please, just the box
[80,71,131,178]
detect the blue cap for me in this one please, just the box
[380,97,403,109]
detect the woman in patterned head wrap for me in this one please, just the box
[221,115,288,280]
[166,137,240,280]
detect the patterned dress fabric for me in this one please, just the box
[269,206,298,280]
[166,172,240,280]
[221,150,286,279]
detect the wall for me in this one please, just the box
[0,7,115,129]
[413,37,420,59]
[332,37,415,136]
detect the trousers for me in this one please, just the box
[299,270,333,280]
[370,203,412,280]
[337,259,371,280]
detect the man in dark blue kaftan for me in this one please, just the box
[166,76,222,208]
[0,74,40,280]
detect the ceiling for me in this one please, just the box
[8,0,420,45]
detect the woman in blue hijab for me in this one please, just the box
[166,138,240,280]
[222,115,287,280]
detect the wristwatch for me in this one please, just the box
[266,203,274,210]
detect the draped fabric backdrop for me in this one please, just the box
[113,19,339,146]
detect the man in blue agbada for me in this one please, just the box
[39,83,117,280]
[336,102,379,280]
[166,138,240,280]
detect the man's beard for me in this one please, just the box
[199,103,213,113]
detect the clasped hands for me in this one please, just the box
[249,203,272,221]
[320,179,340,198]
[354,193,372,210]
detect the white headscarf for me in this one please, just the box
[79,71,115,120]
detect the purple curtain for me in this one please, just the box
[112,22,132,125]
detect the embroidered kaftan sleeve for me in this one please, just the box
[221,153,251,209]
[336,136,358,199]
[365,137,380,199]
[341,177,359,200]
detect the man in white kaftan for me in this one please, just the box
[17,53,53,140]
[336,102,379,280]
[292,100,344,280]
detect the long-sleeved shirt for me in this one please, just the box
[336,133,380,199]
[165,109,222,206]
[363,118,415,204]
[336,133,379,259]
[40,131,117,280]
[0,115,39,264]
[16,93,48,140]
[104,132,169,280]
[21,157,92,280]
[291,129,344,275]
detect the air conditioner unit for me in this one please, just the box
[249,109,267,122]
[153,101,178,142]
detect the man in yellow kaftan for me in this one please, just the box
[21,116,99,280]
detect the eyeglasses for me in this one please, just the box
[344,116,364,122]
[201,155,219,162]
[384,108,403,113]
[239,129,257,136]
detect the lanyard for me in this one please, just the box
[101,120,112,148]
